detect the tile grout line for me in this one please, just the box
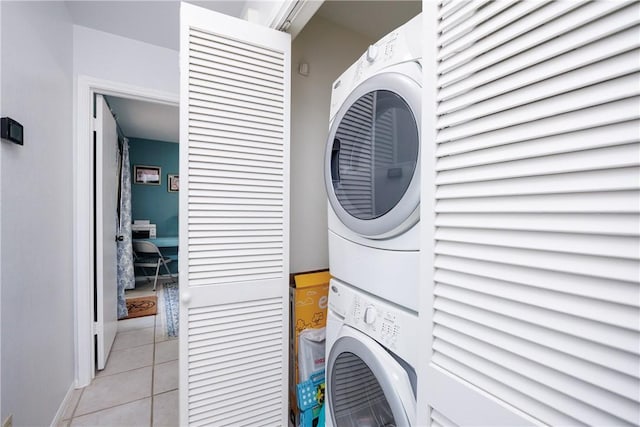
[69,396,152,422]
[111,339,156,353]
[93,354,155,380]
[69,355,155,421]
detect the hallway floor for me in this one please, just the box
[60,280,179,427]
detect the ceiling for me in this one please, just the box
[66,1,247,51]
[69,1,420,143]
[315,1,421,40]
[105,96,180,143]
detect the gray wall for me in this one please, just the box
[0,2,75,425]
[73,24,179,95]
[290,16,373,274]
[0,6,180,425]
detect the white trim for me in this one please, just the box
[73,75,178,387]
[178,8,190,425]
[268,0,302,30]
[0,2,3,413]
[179,7,190,423]
[268,0,323,39]
[49,384,76,427]
[416,4,438,424]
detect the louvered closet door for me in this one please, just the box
[179,4,290,426]
[419,1,640,425]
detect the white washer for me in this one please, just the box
[325,278,418,427]
[325,14,422,312]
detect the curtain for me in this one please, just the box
[117,137,134,319]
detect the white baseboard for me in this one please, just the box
[50,383,78,427]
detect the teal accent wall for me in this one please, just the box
[129,138,178,237]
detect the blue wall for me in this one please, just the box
[129,138,178,237]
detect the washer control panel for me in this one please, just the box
[329,279,418,365]
[351,296,403,350]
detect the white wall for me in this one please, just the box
[0,13,178,425]
[289,16,372,273]
[73,25,178,95]
[0,2,74,425]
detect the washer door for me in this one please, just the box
[327,328,416,427]
[325,66,421,239]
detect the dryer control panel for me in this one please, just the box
[328,13,422,120]
[328,278,418,367]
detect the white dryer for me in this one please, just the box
[325,278,418,427]
[325,14,422,311]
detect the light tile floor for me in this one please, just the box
[61,280,179,427]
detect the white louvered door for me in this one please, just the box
[179,4,290,426]
[419,1,640,426]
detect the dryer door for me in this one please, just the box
[325,65,421,239]
[327,328,416,427]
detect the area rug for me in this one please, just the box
[123,295,157,319]
[159,281,179,338]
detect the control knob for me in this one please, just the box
[364,305,377,325]
[366,45,378,63]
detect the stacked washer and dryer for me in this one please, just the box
[323,14,422,427]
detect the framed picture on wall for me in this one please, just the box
[168,174,179,192]
[134,165,161,185]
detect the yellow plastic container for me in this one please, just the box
[289,270,330,426]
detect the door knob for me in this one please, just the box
[181,292,191,304]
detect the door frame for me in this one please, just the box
[73,75,178,387]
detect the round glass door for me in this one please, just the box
[325,69,421,238]
[327,333,413,427]
[330,352,397,427]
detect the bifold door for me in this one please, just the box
[420,1,640,425]
[179,4,291,426]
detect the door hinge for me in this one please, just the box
[91,117,98,132]
[92,321,101,335]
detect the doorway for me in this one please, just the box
[95,95,179,366]
[74,76,179,388]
